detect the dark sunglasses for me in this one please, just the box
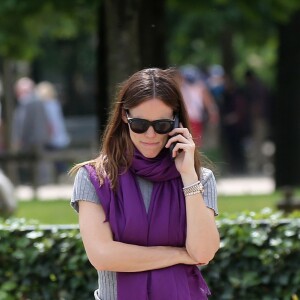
[126,111,175,134]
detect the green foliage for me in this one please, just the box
[1,212,300,299]
[0,0,99,59]
[167,0,300,83]
[0,218,96,300]
[203,210,300,299]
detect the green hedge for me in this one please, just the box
[0,211,300,300]
[0,220,95,300]
[203,210,300,300]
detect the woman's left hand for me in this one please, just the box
[165,124,196,176]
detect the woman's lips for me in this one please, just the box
[141,141,159,146]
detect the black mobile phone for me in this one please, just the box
[169,114,180,155]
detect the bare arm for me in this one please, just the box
[78,201,198,272]
[182,172,220,264]
[166,128,220,264]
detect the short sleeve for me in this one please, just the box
[200,168,218,216]
[70,167,100,213]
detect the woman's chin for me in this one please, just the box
[141,151,160,158]
[138,147,162,158]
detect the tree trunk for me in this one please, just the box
[139,0,167,69]
[1,59,18,183]
[104,0,141,105]
[96,0,168,138]
[2,59,15,151]
[275,10,300,187]
[220,27,235,78]
[97,2,109,136]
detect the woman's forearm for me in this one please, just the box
[182,174,220,264]
[185,194,220,263]
[89,243,196,272]
[79,201,198,273]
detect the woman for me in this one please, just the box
[35,81,71,182]
[35,81,70,151]
[179,65,219,147]
[70,68,220,300]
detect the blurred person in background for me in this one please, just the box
[219,76,250,174]
[179,65,219,147]
[12,77,49,152]
[35,81,70,151]
[243,70,272,173]
[12,77,50,184]
[36,81,71,177]
[207,64,225,109]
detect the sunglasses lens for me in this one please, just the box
[127,115,174,134]
[130,119,149,133]
[154,121,174,134]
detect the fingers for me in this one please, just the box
[166,126,195,164]
[169,134,193,145]
[166,135,195,161]
[185,133,193,139]
[166,129,194,149]
[170,126,191,138]
[171,141,195,155]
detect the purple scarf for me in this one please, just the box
[85,148,210,300]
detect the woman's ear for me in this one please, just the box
[121,109,128,123]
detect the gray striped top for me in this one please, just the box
[71,167,218,300]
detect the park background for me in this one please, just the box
[0,0,300,299]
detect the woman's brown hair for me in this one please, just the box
[70,68,203,190]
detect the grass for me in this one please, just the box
[14,200,78,224]
[218,192,281,215]
[11,191,290,224]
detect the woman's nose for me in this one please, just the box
[144,125,156,137]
